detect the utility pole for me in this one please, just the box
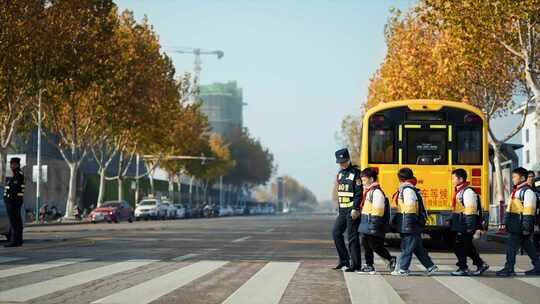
[35,89,42,223]
[135,154,140,205]
[219,176,223,209]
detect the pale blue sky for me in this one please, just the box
[115,0,416,201]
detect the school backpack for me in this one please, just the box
[458,187,486,231]
[402,186,428,227]
[368,188,391,228]
[518,185,540,224]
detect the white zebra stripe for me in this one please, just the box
[0,259,155,302]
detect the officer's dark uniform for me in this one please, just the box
[332,148,362,271]
[4,157,25,247]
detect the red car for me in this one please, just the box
[90,200,134,223]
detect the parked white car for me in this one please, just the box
[219,205,234,217]
[234,207,245,216]
[174,203,186,219]
[162,202,177,219]
[135,198,167,220]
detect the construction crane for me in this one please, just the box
[171,47,224,82]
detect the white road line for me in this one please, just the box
[0,258,90,279]
[93,261,228,304]
[0,259,155,302]
[515,267,540,288]
[171,253,199,262]
[265,228,275,233]
[232,236,251,243]
[203,248,220,252]
[434,276,520,304]
[222,262,300,304]
[414,264,455,272]
[0,256,24,264]
[345,273,405,304]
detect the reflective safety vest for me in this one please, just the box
[359,187,390,237]
[4,170,25,203]
[336,167,361,209]
[505,185,537,234]
[390,184,425,234]
[451,187,479,233]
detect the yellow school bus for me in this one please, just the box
[360,100,489,242]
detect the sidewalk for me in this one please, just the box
[25,218,91,228]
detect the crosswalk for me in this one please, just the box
[0,255,539,303]
[222,262,299,304]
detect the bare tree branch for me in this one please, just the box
[496,35,526,59]
[500,97,532,144]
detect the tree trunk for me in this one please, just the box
[492,143,506,206]
[117,177,124,202]
[96,168,106,207]
[189,176,194,207]
[0,148,7,185]
[176,175,183,203]
[64,162,79,218]
[148,171,155,195]
[524,63,540,120]
[168,175,174,200]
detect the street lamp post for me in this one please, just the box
[35,89,43,223]
[219,176,223,209]
[135,154,140,205]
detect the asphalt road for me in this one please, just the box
[0,214,538,304]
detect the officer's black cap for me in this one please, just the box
[10,157,20,164]
[335,148,350,164]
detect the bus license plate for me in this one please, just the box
[426,214,437,226]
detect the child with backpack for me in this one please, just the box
[357,167,397,274]
[391,168,438,276]
[450,169,490,276]
[496,167,540,277]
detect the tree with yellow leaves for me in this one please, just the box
[183,134,235,203]
[0,1,45,183]
[421,0,537,205]
[362,7,524,205]
[93,10,189,204]
[38,0,119,218]
[423,0,540,117]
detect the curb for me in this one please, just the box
[25,220,92,228]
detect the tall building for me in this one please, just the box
[199,81,244,139]
[515,102,539,171]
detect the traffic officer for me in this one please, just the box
[4,157,25,247]
[332,148,362,272]
[497,167,540,276]
[450,169,489,276]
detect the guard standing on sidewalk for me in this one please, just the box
[4,157,25,247]
[332,148,362,272]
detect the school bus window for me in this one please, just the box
[456,128,482,165]
[405,130,447,165]
[406,111,445,121]
[369,129,394,163]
